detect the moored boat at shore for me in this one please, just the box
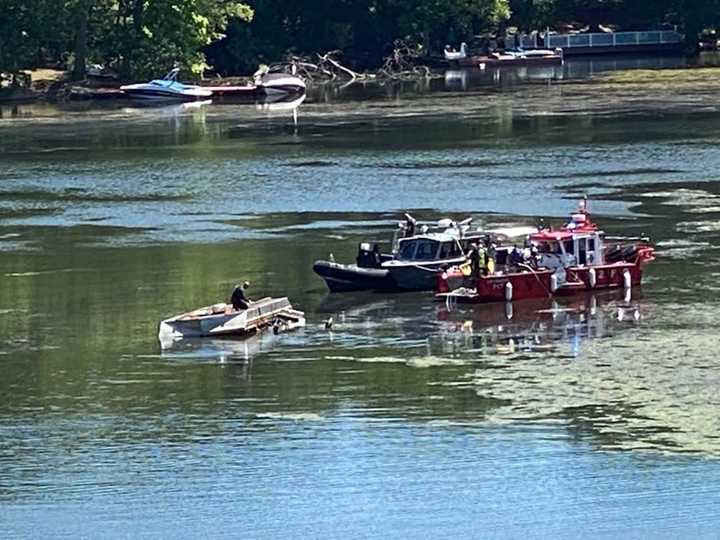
[437,198,655,304]
[120,68,212,101]
[256,72,306,96]
[444,43,563,68]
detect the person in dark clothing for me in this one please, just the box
[372,244,382,267]
[230,281,251,311]
[529,244,540,268]
[509,245,524,267]
[403,213,417,238]
[468,243,481,278]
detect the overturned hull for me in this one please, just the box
[158,296,305,346]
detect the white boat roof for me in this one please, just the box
[484,226,539,239]
[399,232,460,243]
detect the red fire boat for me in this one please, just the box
[437,198,655,303]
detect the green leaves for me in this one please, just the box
[2,0,720,79]
[0,0,253,79]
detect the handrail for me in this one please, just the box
[545,30,682,49]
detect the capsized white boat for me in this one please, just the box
[158,296,305,347]
[257,73,306,95]
[120,68,212,101]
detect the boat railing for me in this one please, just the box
[543,30,681,50]
[244,297,292,322]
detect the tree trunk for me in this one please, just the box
[422,23,430,56]
[72,7,88,80]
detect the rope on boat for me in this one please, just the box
[516,263,554,298]
[406,263,454,273]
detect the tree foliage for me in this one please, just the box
[1,0,720,80]
[209,0,513,73]
[0,0,253,80]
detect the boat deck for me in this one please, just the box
[201,85,258,97]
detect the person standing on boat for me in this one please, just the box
[529,244,540,268]
[403,213,417,238]
[510,245,524,268]
[487,240,497,274]
[467,243,482,278]
[478,244,489,275]
[230,281,252,311]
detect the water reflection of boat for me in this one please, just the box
[120,99,213,115]
[255,92,307,112]
[436,290,646,356]
[314,287,645,359]
[444,70,468,91]
[159,332,281,364]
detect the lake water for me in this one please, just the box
[2,67,720,538]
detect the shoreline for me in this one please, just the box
[0,73,259,105]
[2,51,720,106]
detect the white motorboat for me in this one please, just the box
[120,68,212,101]
[255,72,306,96]
[444,42,469,61]
[158,296,305,347]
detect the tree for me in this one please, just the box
[0,0,43,77]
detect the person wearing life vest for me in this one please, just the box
[477,244,488,276]
[486,240,497,275]
[468,243,481,278]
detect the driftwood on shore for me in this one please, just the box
[271,41,435,83]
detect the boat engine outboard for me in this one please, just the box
[356,242,382,268]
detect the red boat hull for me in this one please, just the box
[438,259,650,304]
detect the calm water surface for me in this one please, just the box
[2,77,720,538]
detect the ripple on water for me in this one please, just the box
[325,354,470,368]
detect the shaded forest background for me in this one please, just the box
[1,0,719,81]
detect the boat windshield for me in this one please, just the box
[438,240,462,259]
[397,238,440,261]
[537,241,561,253]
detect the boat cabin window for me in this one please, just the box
[438,240,462,259]
[563,240,574,255]
[398,240,417,260]
[414,239,439,261]
[588,238,595,251]
[397,238,441,261]
[537,241,560,254]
